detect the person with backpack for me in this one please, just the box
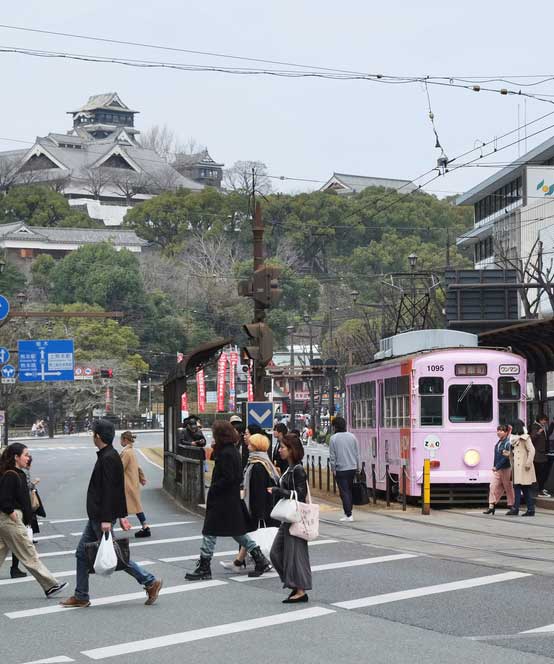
[0,443,67,597]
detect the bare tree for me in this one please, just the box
[108,169,151,205]
[148,164,183,192]
[0,153,24,193]
[223,160,272,195]
[81,168,113,199]
[139,125,201,163]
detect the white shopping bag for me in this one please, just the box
[248,522,278,558]
[94,531,118,576]
[26,526,34,543]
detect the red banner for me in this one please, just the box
[196,369,206,413]
[229,351,238,411]
[181,392,188,412]
[177,352,184,364]
[216,353,228,412]
[247,360,254,402]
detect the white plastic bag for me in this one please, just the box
[94,531,118,576]
[26,526,34,543]
[248,522,279,558]
[270,490,301,523]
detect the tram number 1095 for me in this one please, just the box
[427,365,444,372]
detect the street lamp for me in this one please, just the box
[302,313,316,433]
[16,291,27,307]
[350,289,359,304]
[286,325,295,427]
[408,253,418,271]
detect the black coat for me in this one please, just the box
[203,443,247,537]
[86,445,128,523]
[272,464,308,503]
[244,463,279,531]
[271,438,289,475]
[0,469,33,525]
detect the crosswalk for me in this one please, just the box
[4,516,554,664]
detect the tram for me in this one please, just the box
[345,330,527,504]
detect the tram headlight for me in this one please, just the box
[463,449,480,467]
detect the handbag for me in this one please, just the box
[270,490,301,523]
[352,470,370,506]
[290,484,320,541]
[85,535,130,574]
[247,520,279,558]
[30,490,40,512]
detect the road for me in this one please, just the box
[2,434,554,663]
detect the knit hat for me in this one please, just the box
[229,415,242,423]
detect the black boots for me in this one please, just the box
[483,506,496,515]
[135,527,151,538]
[185,556,212,581]
[10,568,27,579]
[248,547,271,578]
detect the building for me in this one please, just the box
[320,172,417,195]
[0,93,203,226]
[0,221,147,274]
[456,136,554,270]
[173,149,224,189]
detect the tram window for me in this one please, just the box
[449,384,493,423]
[384,375,409,427]
[419,377,443,426]
[498,377,521,401]
[499,402,519,425]
[348,381,376,429]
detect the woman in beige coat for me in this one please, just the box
[507,419,536,517]
[120,432,150,537]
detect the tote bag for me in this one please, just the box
[289,485,319,541]
[270,490,301,523]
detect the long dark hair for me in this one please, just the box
[0,443,27,475]
[212,420,239,457]
[511,419,525,436]
[282,433,304,464]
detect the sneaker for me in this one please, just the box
[59,594,90,608]
[145,579,163,605]
[340,515,354,522]
[135,527,151,538]
[220,559,247,571]
[44,581,68,599]
[540,490,551,497]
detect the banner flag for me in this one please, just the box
[196,368,206,413]
[247,360,254,402]
[216,353,228,412]
[229,351,238,411]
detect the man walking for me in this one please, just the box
[61,419,163,608]
[329,416,360,522]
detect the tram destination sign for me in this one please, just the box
[18,339,75,382]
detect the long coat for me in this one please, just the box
[203,442,247,537]
[510,434,536,486]
[120,445,143,515]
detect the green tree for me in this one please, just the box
[0,262,26,297]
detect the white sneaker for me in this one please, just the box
[220,560,247,571]
[339,515,354,522]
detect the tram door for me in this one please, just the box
[375,379,385,488]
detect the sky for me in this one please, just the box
[1,1,553,197]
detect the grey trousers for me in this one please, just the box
[270,523,312,591]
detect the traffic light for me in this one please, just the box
[252,265,282,308]
[100,369,113,378]
[242,322,274,366]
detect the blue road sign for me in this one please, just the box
[246,401,274,429]
[0,295,9,323]
[1,364,15,379]
[0,347,9,364]
[18,339,75,382]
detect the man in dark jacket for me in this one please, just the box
[531,414,551,497]
[60,419,163,608]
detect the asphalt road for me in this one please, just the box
[2,435,554,663]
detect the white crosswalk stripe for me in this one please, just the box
[69,520,195,536]
[0,561,157,586]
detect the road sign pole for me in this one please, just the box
[48,384,54,439]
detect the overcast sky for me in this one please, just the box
[1,1,553,197]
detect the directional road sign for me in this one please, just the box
[246,401,275,429]
[18,339,74,382]
[0,347,9,364]
[0,295,9,323]
[1,364,15,379]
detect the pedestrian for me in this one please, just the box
[268,433,312,604]
[11,454,43,577]
[329,416,360,522]
[60,419,162,608]
[272,422,289,475]
[185,421,271,581]
[230,415,249,470]
[221,433,280,571]
[119,431,150,538]
[0,443,67,597]
[530,414,551,497]
[483,424,515,515]
[506,419,536,517]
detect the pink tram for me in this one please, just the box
[345,330,527,504]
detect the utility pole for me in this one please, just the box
[252,169,266,400]
[287,325,295,428]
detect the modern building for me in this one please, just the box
[0,221,147,274]
[320,172,417,195]
[456,136,554,271]
[0,93,203,226]
[173,148,224,189]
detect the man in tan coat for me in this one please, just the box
[120,432,150,538]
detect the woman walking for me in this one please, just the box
[119,431,150,538]
[506,419,536,516]
[186,421,271,581]
[221,433,280,571]
[483,425,515,515]
[0,443,67,597]
[269,433,312,604]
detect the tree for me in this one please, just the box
[0,153,24,193]
[140,125,180,162]
[30,254,56,298]
[223,160,272,195]
[0,261,26,297]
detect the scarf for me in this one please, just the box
[242,452,280,517]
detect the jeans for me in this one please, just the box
[513,485,535,513]
[75,519,155,601]
[335,469,357,517]
[200,534,257,560]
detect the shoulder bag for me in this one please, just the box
[289,483,320,541]
[270,489,301,523]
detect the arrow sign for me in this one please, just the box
[0,295,9,323]
[1,364,15,379]
[18,339,74,383]
[247,402,275,429]
[0,347,9,364]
